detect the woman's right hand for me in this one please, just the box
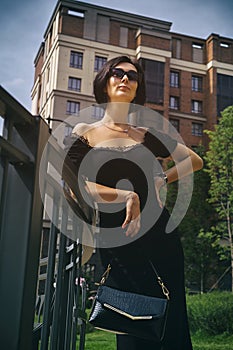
[85,182,141,237]
[122,192,141,237]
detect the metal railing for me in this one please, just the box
[0,86,92,350]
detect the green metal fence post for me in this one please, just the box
[0,87,50,350]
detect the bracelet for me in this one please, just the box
[155,172,168,185]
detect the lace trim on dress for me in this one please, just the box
[78,135,91,148]
[93,143,143,152]
[76,134,144,152]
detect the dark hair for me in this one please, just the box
[93,55,146,105]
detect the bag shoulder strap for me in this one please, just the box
[148,260,170,300]
[95,264,111,286]
[97,262,170,300]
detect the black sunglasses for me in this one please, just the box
[110,68,139,82]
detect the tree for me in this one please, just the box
[205,105,233,292]
[166,145,222,292]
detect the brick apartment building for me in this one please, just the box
[31,0,233,148]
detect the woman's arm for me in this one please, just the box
[164,143,203,184]
[154,143,203,207]
[85,181,141,237]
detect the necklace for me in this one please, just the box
[102,123,130,135]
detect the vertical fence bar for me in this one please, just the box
[71,243,78,350]
[40,196,59,350]
[58,246,71,350]
[64,243,76,349]
[50,208,68,350]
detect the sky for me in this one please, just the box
[0,0,233,111]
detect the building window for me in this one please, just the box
[96,15,110,43]
[192,122,203,136]
[94,56,107,72]
[64,125,73,137]
[141,59,164,105]
[68,77,81,92]
[217,74,233,116]
[220,42,230,48]
[47,65,50,83]
[66,101,80,115]
[70,51,83,69]
[169,96,179,110]
[192,43,203,63]
[170,71,179,88]
[192,100,202,113]
[192,75,203,92]
[120,27,128,47]
[92,105,104,120]
[169,118,180,132]
[172,38,181,59]
[68,9,84,18]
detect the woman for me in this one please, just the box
[66,55,203,349]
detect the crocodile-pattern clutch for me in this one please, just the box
[89,285,169,342]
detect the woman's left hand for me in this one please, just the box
[154,176,165,208]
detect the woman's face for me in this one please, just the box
[105,62,138,103]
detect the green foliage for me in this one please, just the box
[204,105,233,290]
[205,106,233,215]
[187,292,233,335]
[191,332,233,350]
[166,144,222,292]
[84,329,116,350]
[83,325,233,350]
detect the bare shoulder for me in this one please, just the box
[133,126,148,133]
[72,123,92,136]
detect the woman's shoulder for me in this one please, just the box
[72,122,91,137]
[72,121,102,137]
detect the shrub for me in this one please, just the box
[186,291,233,335]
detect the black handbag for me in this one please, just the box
[89,262,170,342]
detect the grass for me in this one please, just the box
[84,331,116,350]
[191,331,233,350]
[83,329,233,350]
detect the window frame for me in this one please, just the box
[141,59,165,105]
[68,9,84,18]
[171,38,181,59]
[169,118,180,132]
[92,105,105,120]
[170,71,179,88]
[70,51,83,69]
[94,56,107,72]
[169,96,179,110]
[192,122,203,136]
[191,100,202,114]
[119,26,128,47]
[192,75,203,92]
[192,42,204,64]
[68,77,81,92]
[66,100,80,115]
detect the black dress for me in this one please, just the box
[66,128,193,350]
